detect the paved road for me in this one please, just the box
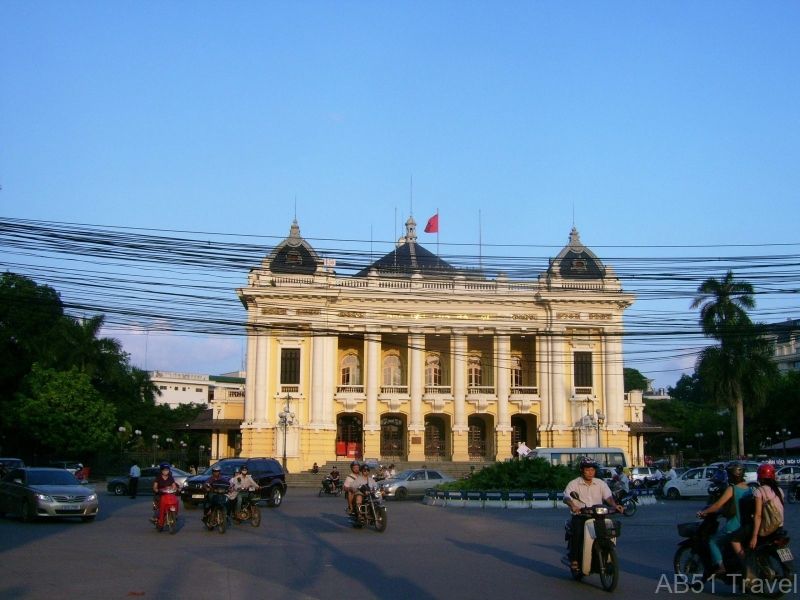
[1,488,797,599]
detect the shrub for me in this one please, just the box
[436,457,574,491]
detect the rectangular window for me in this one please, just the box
[195,388,203,393]
[159,386,167,390]
[574,352,593,387]
[281,348,301,384]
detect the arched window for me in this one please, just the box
[468,355,482,386]
[511,356,523,387]
[425,355,441,386]
[382,355,402,386]
[340,354,360,386]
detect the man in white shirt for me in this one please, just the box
[516,441,531,459]
[129,461,141,499]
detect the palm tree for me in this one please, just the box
[691,271,777,456]
[59,314,123,377]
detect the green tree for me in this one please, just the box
[14,364,116,455]
[667,373,704,404]
[690,271,777,456]
[623,367,649,392]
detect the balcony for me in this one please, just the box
[573,387,593,396]
[424,385,452,395]
[336,385,364,394]
[280,384,299,394]
[380,385,408,394]
[510,386,538,395]
[467,386,495,395]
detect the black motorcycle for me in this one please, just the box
[231,489,261,527]
[611,487,638,517]
[203,482,229,534]
[674,511,794,597]
[787,481,797,505]
[349,485,388,532]
[706,480,728,506]
[560,492,622,592]
[319,476,343,497]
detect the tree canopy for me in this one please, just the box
[623,367,649,393]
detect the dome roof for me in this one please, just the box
[264,220,321,275]
[354,216,456,278]
[551,227,605,279]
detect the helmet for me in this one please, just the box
[234,466,242,473]
[615,465,623,473]
[350,461,360,469]
[579,457,599,471]
[757,464,776,480]
[717,464,725,470]
[212,465,221,472]
[76,463,83,469]
[361,463,371,471]
[159,462,170,470]
[240,464,248,471]
[726,461,745,482]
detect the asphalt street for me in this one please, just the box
[1,487,797,600]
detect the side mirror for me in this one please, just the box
[13,479,23,484]
[570,491,580,500]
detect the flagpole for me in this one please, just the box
[436,208,439,261]
[479,209,482,274]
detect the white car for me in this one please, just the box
[776,466,800,485]
[663,467,716,499]
[708,461,760,485]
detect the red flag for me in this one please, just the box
[424,213,439,233]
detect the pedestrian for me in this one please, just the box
[188,464,197,475]
[516,441,531,459]
[74,464,86,482]
[312,462,319,474]
[129,461,141,499]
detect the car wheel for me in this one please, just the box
[395,487,408,501]
[666,488,681,500]
[267,487,283,508]
[21,502,35,523]
[113,483,127,496]
[81,516,95,523]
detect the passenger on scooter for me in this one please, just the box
[696,461,754,577]
[152,462,178,527]
[612,465,630,492]
[712,464,728,485]
[350,463,378,519]
[748,464,785,551]
[343,461,361,515]
[203,465,229,520]
[564,457,623,570]
[230,465,260,518]
[665,465,678,481]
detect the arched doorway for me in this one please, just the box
[468,415,487,459]
[336,413,363,460]
[425,415,448,459]
[511,414,539,454]
[381,414,406,460]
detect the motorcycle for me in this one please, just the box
[674,511,795,597]
[653,479,668,499]
[152,489,179,534]
[611,487,638,517]
[348,484,388,533]
[787,481,797,505]
[560,492,622,592]
[231,488,261,527]
[706,480,728,506]
[203,481,230,534]
[319,476,343,497]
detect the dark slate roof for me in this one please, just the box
[355,241,457,277]
[264,220,321,275]
[551,227,606,279]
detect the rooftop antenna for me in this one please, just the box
[394,207,397,268]
[370,224,373,263]
[410,175,413,216]
[294,196,297,220]
[572,202,575,227]
[479,209,483,274]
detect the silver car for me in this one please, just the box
[379,469,456,500]
[0,467,99,522]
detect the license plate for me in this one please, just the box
[61,504,79,511]
[777,547,793,562]
[192,494,204,499]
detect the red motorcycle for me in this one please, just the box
[153,490,179,534]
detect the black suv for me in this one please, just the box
[180,458,287,510]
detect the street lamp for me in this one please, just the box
[717,431,724,459]
[199,445,205,468]
[278,397,295,472]
[776,428,792,458]
[695,433,704,458]
[118,426,126,454]
[665,437,673,456]
[151,434,159,465]
[595,408,606,447]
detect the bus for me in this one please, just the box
[528,447,631,471]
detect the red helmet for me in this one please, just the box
[757,463,776,480]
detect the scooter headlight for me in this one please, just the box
[594,506,609,515]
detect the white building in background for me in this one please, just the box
[149,370,245,408]
[768,318,800,372]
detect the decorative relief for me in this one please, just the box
[261,308,287,315]
[338,311,365,318]
[589,313,611,320]
[556,312,581,320]
[297,309,321,315]
[511,314,537,321]
[557,312,610,320]
[385,312,491,321]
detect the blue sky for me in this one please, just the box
[2,2,799,388]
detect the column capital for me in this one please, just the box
[452,327,467,337]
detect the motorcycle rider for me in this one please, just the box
[612,465,630,492]
[697,461,754,577]
[203,465,229,521]
[564,457,623,571]
[349,462,378,520]
[329,464,340,492]
[230,464,260,518]
[152,462,178,527]
[343,461,361,515]
[712,464,728,485]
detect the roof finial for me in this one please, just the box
[405,214,417,243]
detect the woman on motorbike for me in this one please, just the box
[152,462,178,527]
[696,461,753,577]
[747,464,784,550]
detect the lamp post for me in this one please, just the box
[776,428,792,459]
[595,408,606,447]
[151,434,159,465]
[695,433,703,459]
[118,426,126,454]
[665,437,673,458]
[717,431,724,459]
[199,445,205,468]
[671,442,680,466]
[278,396,295,472]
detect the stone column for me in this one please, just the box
[409,328,424,430]
[365,329,380,429]
[551,328,567,426]
[496,332,511,428]
[310,332,325,426]
[322,335,336,425]
[604,329,624,430]
[451,329,469,461]
[244,327,257,423]
[254,332,270,424]
[537,333,550,428]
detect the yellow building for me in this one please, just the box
[234,218,641,471]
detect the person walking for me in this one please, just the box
[129,461,141,499]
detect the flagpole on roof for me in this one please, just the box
[479,209,483,274]
[436,208,439,267]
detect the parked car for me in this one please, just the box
[629,466,661,486]
[0,467,99,522]
[663,466,716,499]
[106,467,192,496]
[0,458,26,473]
[776,465,800,485]
[50,460,83,475]
[179,458,286,510]
[379,469,456,500]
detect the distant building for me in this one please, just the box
[767,318,800,372]
[642,378,671,401]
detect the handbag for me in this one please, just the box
[758,488,783,536]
